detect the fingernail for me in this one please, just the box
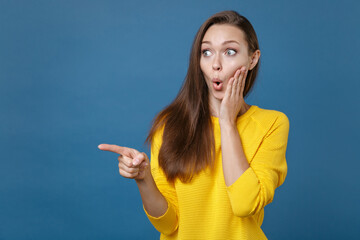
[133,159,140,165]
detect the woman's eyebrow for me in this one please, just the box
[201,40,240,45]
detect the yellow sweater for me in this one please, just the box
[144,105,290,239]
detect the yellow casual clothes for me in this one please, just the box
[144,105,290,240]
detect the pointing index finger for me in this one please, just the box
[98,144,138,158]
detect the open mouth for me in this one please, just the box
[212,81,223,91]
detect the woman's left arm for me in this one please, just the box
[219,67,289,218]
[219,67,251,187]
[219,120,249,186]
[220,113,289,218]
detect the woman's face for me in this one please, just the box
[200,24,258,101]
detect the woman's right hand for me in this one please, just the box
[98,144,150,180]
[99,144,169,218]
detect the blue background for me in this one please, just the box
[1,0,359,239]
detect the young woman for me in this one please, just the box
[99,10,289,239]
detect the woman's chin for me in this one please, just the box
[211,92,225,101]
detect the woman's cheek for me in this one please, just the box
[230,56,249,70]
[234,62,248,74]
[228,60,243,72]
[227,66,243,79]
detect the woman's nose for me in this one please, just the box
[212,55,222,71]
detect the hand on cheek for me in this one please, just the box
[219,66,248,125]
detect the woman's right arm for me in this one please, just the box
[98,144,167,217]
[98,141,179,235]
[135,174,168,217]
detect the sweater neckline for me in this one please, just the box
[210,105,258,122]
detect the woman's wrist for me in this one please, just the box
[135,170,168,217]
[135,168,153,185]
[219,118,237,129]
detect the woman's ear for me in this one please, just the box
[249,50,261,70]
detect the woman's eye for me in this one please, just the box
[202,50,212,57]
[226,49,237,56]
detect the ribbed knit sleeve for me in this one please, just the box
[226,112,289,218]
[143,127,179,235]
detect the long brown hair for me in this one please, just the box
[146,10,260,183]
